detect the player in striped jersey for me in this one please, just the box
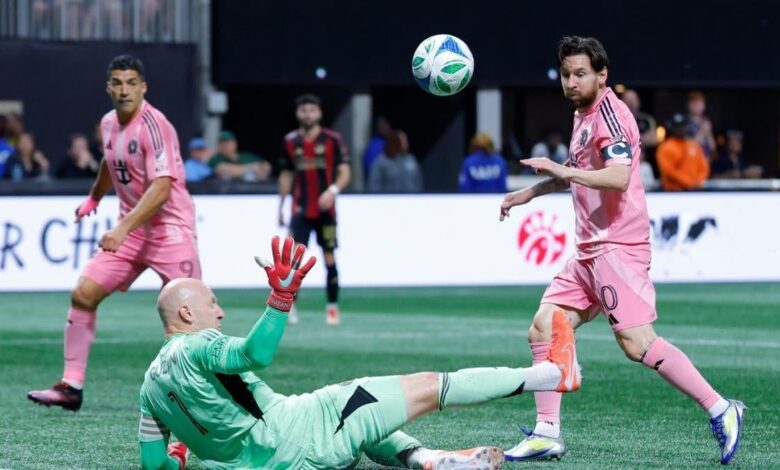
[28,55,200,411]
[138,236,581,469]
[279,94,351,325]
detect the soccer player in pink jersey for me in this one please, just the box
[499,37,744,465]
[28,55,201,411]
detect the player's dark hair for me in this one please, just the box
[557,36,609,72]
[295,93,321,108]
[107,55,146,80]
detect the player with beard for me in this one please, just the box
[499,36,744,465]
[278,94,351,325]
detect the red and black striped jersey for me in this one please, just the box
[280,128,350,219]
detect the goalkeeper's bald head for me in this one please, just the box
[157,278,224,336]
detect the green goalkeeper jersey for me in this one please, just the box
[139,307,296,469]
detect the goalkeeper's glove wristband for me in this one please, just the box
[267,291,295,312]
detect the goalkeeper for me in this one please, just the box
[138,236,581,470]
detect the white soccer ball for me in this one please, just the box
[411,34,474,96]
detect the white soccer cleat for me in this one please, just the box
[422,446,504,470]
[505,429,566,461]
[710,399,746,465]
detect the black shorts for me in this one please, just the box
[289,213,338,251]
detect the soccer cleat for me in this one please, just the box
[710,399,746,465]
[287,303,300,325]
[27,381,83,411]
[548,310,581,392]
[505,428,566,461]
[326,304,340,326]
[422,446,504,470]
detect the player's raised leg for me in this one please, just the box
[505,301,590,462]
[400,310,578,469]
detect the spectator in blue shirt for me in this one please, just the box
[363,116,392,182]
[184,137,214,182]
[458,132,508,193]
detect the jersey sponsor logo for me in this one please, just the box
[602,141,631,160]
[517,210,566,266]
[279,270,295,288]
[128,139,138,155]
[113,159,132,185]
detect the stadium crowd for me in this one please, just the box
[0,89,766,192]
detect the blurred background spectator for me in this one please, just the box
[711,130,763,179]
[0,116,13,178]
[367,130,422,193]
[686,91,717,161]
[458,132,508,193]
[4,112,25,148]
[7,132,49,181]
[55,133,99,179]
[185,137,214,182]
[620,89,660,190]
[363,116,393,182]
[656,114,709,191]
[210,130,271,181]
[529,129,568,166]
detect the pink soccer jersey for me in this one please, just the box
[100,101,196,239]
[567,87,650,259]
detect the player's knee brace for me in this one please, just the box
[326,264,339,303]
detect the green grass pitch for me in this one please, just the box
[1,283,778,469]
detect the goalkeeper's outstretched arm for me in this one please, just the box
[195,236,316,375]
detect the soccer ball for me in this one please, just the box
[411,34,474,96]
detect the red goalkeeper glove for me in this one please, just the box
[254,236,316,312]
[167,441,188,470]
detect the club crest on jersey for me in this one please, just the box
[579,127,591,147]
[314,144,325,155]
[128,140,138,155]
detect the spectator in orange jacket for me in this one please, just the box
[657,114,710,191]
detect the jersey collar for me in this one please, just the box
[576,87,614,117]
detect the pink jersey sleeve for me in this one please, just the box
[140,112,179,181]
[594,101,633,167]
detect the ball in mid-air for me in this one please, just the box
[411,34,474,96]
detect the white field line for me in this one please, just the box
[2,330,778,349]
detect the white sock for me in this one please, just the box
[63,379,83,390]
[707,398,730,418]
[406,447,441,469]
[522,361,561,392]
[533,421,561,439]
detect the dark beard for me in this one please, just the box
[566,90,598,110]
[299,121,319,131]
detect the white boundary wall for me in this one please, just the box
[1,193,778,291]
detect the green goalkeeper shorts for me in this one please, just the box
[261,375,408,469]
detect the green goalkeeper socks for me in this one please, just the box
[438,367,526,410]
